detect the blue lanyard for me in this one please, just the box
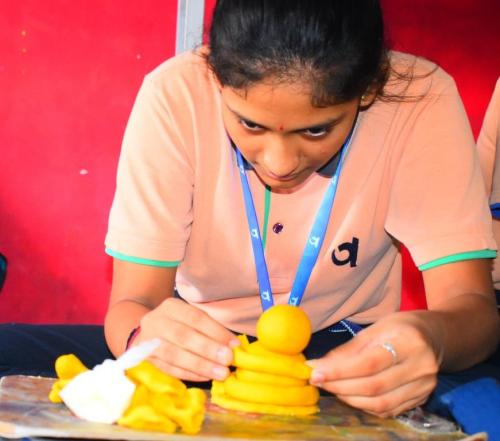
[236,127,355,311]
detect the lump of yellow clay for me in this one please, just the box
[48,354,206,435]
[211,304,319,415]
[55,354,89,379]
[118,405,178,433]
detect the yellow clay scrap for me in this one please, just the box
[118,405,177,433]
[122,361,205,434]
[48,379,70,403]
[54,354,89,379]
[148,386,206,434]
[128,383,150,408]
[126,360,186,396]
[48,355,206,435]
[49,354,89,403]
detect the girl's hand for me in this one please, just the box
[307,311,441,417]
[133,298,240,382]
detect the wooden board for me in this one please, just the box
[0,376,485,441]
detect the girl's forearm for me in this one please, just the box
[104,299,152,357]
[422,294,499,372]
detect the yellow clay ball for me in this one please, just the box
[256,304,311,355]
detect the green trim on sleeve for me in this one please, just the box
[262,186,271,250]
[418,249,497,271]
[105,248,181,267]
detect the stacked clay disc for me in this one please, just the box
[211,304,319,415]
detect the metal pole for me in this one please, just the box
[176,0,206,54]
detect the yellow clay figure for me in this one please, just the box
[237,333,250,348]
[246,340,307,362]
[212,381,318,416]
[233,345,311,379]
[224,374,319,406]
[211,304,320,415]
[235,368,306,387]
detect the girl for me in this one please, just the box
[103,0,499,419]
[2,0,498,430]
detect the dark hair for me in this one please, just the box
[207,0,390,106]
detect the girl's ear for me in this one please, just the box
[360,89,377,109]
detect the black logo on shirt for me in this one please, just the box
[332,237,359,267]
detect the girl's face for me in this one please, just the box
[221,81,364,193]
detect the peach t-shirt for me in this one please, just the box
[105,50,495,335]
[477,78,500,289]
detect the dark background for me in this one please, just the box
[0,0,498,323]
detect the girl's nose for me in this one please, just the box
[261,136,300,177]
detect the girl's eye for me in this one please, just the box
[303,126,329,138]
[240,119,263,131]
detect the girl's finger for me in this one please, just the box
[313,361,437,397]
[374,396,430,419]
[308,338,404,382]
[153,339,231,381]
[161,318,235,367]
[149,355,212,383]
[162,298,240,346]
[333,377,436,417]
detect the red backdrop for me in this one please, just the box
[0,0,499,323]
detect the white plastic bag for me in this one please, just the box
[59,338,160,424]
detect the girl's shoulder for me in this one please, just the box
[385,51,458,100]
[140,47,218,105]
